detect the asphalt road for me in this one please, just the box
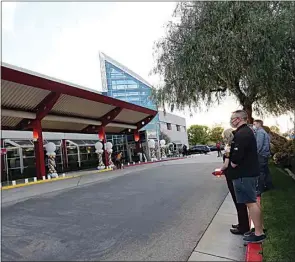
[2,156,228,261]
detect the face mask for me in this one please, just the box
[253,126,257,130]
[230,122,236,129]
[230,118,239,129]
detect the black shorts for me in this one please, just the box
[232,177,257,204]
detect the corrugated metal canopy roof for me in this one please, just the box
[1,63,157,134]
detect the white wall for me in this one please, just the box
[158,111,189,146]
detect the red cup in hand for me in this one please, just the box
[212,169,223,177]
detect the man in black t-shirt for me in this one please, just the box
[221,130,250,235]
[228,110,266,244]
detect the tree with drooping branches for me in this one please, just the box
[152,1,295,123]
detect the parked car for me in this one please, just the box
[188,145,210,155]
[208,144,225,151]
[208,145,217,151]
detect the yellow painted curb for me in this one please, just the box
[1,168,113,191]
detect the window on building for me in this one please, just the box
[126,79,137,85]
[104,60,159,118]
[176,125,181,132]
[127,84,138,89]
[127,92,139,96]
[167,123,172,130]
[128,97,140,101]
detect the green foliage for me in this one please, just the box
[187,125,210,145]
[273,140,294,167]
[268,2,295,113]
[153,2,295,122]
[265,124,294,166]
[262,164,295,262]
[209,126,224,143]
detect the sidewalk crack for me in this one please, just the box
[195,250,236,261]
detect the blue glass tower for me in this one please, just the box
[100,53,159,137]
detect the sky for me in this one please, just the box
[2,2,294,133]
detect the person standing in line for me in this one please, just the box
[219,129,250,235]
[183,144,188,156]
[228,110,266,243]
[216,141,222,157]
[253,119,273,195]
[115,151,123,169]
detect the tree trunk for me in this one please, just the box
[242,103,254,124]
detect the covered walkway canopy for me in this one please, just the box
[1,63,157,178]
[1,63,157,134]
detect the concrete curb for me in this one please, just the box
[187,192,230,261]
[245,196,263,262]
[1,168,112,190]
[1,156,186,191]
[124,156,186,168]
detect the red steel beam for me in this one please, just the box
[35,92,61,121]
[82,107,123,133]
[15,92,61,130]
[136,115,155,130]
[121,114,156,134]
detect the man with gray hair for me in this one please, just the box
[228,110,266,243]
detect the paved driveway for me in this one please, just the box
[2,155,228,261]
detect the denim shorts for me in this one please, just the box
[232,177,257,204]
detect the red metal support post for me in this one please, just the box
[33,121,46,179]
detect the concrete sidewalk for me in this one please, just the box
[188,193,245,261]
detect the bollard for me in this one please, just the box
[12,180,16,186]
[24,178,29,184]
[133,162,135,165]
[62,173,66,178]
[139,161,141,164]
[47,175,51,180]
[42,176,46,180]
[128,163,130,166]
[33,177,37,182]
